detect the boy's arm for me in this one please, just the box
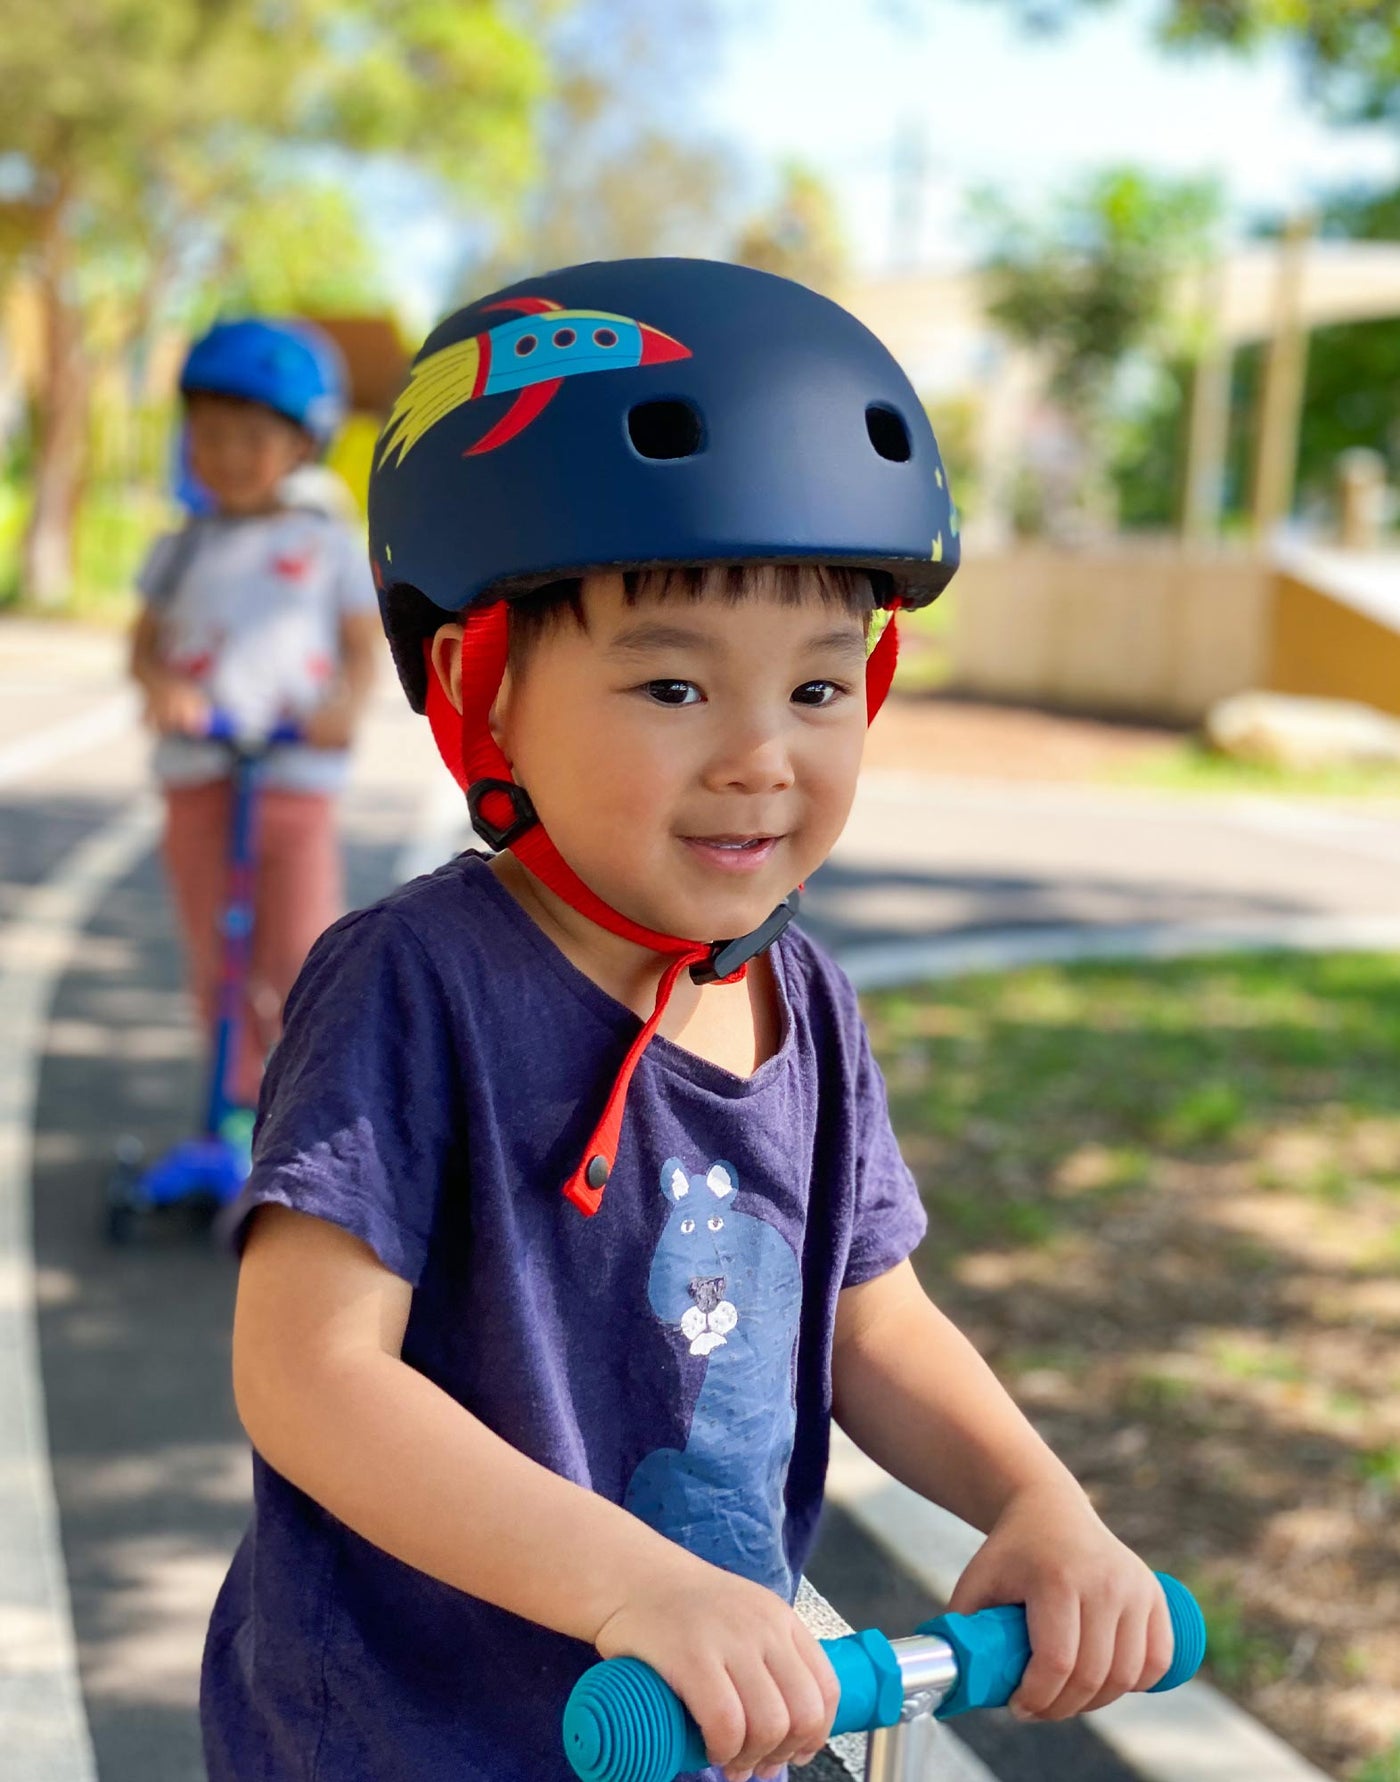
[234,1205,839,1780]
[129,605,208,734]
[832,1260,1173,1721]
[302,608,379,749]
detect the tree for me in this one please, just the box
[735,164,849,295]
[465,0,738,293]
[976,0,1400,128]
[0,0,550,605]
[978,168,1219,533]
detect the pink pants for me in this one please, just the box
[161,781,343,1108]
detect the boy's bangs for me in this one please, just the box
[506,563,881,670]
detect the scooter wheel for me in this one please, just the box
[103,1139,144,1246]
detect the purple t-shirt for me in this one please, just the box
[201,852,925,1782]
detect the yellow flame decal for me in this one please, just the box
[378,337,482,467]
[931,532,943,562]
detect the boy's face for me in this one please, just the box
[450,571,870,945]
[185,394,312,516]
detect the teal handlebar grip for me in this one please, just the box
[921,1571,1206,1720]
[562,1629,902,1782]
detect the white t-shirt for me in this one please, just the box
[137,507,378,794]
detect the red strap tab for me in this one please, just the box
[560,950,706,1215]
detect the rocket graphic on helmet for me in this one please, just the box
[378,295,690,463]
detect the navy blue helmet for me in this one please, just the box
[368,257,960,708]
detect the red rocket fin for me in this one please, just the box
[482,296,564,316]
[465,378,564,456]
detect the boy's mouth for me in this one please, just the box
[679,833,782,873]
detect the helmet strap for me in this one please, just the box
[419,592,902,1215]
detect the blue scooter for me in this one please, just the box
[105,713,301,1242]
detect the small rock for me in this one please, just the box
[1204,691,1400,770]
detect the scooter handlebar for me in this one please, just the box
[203,711,303,750]
[562,1573,1205,1782]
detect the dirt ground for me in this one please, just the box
[866,689,1184,780]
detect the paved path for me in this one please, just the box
[5,620,1392,1780]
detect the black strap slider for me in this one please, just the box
[690,891,801,986]
[466,779,538,851]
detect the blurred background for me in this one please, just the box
[2,3,1399,1780]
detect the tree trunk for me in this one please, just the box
[21,189,90,608]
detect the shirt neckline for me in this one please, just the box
[458,851,798,1099]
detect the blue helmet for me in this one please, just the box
[368,258,960,709]
[179,318,347,443]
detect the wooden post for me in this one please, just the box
[1180,255,1232,545]
[1250,215,1313,542]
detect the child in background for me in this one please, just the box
[129,319,380,1114]
[202,262,1173,1782]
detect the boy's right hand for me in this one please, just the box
[593,1555,838,1782]
[143,674,211,737]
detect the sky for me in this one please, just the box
[704,0,1400,272]
[379,0,1400,325]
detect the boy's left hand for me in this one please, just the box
[945,1480,1175,1722]
[302,693,357,750]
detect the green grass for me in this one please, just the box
[1355,1743,1400,1782]
[1186,1577,1292,1692]
[1110,738,1400,801]
[866,951,1400,1257]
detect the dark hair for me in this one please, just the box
[506,563,883,675]
[385,563,885,711]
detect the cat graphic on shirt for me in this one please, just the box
[624,1157,801,1596]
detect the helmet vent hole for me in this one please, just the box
[866,404,911,462]
[628,399,703,461]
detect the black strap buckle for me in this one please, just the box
[690,891,801,985]
[466,779,539,851]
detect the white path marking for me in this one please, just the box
[0,694,138,791]
[0,796,159,1781]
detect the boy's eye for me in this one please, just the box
[680,1218,696,1234]
[643,679,702,706]
[791,680,846,707]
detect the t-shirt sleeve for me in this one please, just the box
[228,906,463,1285]
[135,531,184,606]
[842,1017,928,1289]
[328,520,379,617]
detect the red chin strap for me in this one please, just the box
[422,597,902,1215]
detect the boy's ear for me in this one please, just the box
[429,623,466,715]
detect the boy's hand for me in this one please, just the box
[946,1481,1174,1722]
[143,673,211,737]
[593,1555,839,1782]
[302,691,358,750]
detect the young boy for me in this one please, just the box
[129,319,381,1112]
[203,261,1173,1782]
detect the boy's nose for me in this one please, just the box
[702,724,795,795]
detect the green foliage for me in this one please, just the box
[736,162,849,295]
[977,168,1218,530]
[468,0,736,290]
[981,0,1400,129]
[979,168,1220,423]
